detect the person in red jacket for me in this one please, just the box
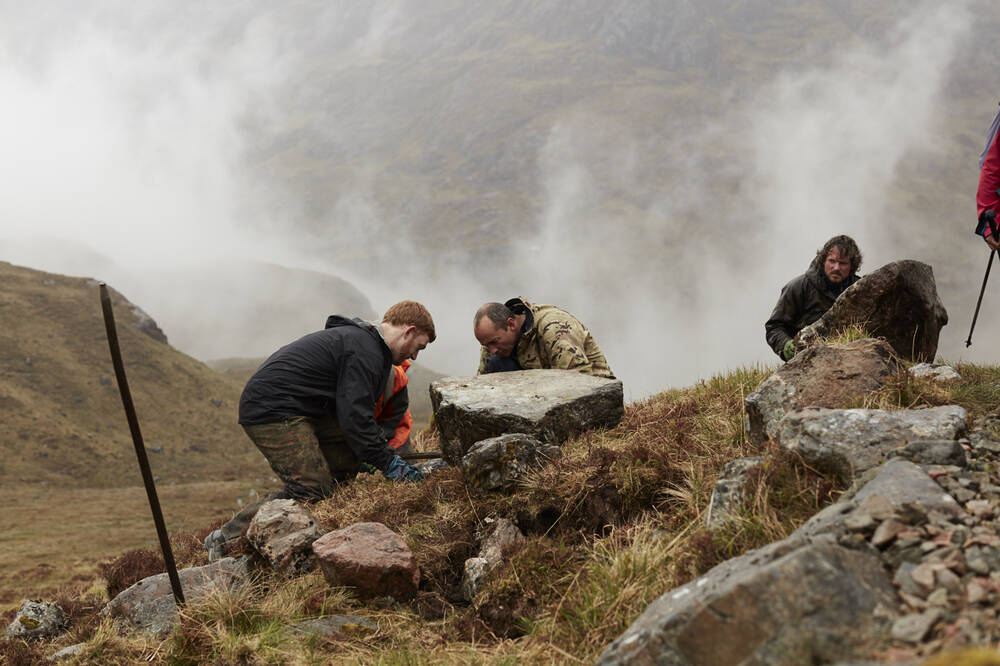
[977,103,1000,249]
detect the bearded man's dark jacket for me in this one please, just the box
[764,266,860,358]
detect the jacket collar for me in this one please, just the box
[504,297,535,339]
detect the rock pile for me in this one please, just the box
[745,338,900,446]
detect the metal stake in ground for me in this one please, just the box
[99,283,185,607]
[966,250,996,348]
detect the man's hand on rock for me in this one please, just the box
[782,339,796,361]
[383,454,425,482]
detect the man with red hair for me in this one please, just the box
[206,301,434,559]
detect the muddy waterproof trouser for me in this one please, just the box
[219,415,359,541]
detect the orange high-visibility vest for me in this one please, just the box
[374,360,413,449]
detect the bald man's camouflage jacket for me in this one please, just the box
[478,297,614,378]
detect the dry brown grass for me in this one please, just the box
[0,480,268,611]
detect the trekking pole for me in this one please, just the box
[966,250,996,347]
[99,283,185,606]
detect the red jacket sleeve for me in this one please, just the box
[978,131,1000,218]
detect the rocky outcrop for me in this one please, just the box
[460,434,561,491]
[601,451,993,665]
[430,369,623,464]
[3,600,67,641]
[776,405,967,481]
[101,557,251,636]
[745,338,899,446]
[597,536,897,665]
[246,499,324,577]
[705,456,764,529]
[312,522,420,599]
[795,260,948,362]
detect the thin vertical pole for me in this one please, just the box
[966,250,995,347]
[99,283,185,606]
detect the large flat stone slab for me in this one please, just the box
[430,369,623,464]
[776,405,967,481]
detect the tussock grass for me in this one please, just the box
[821,323,872,346]
[854,362,1000,417]
[948,363,1000,418]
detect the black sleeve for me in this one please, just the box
[334,352,394,470]
[764,278,803,358]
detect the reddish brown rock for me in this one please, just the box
[745,338,899,446]
[312,522,420,599]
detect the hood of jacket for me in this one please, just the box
[325,315,390,353]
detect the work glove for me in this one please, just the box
[977,209,998,237]
[383,454,425,482]
[782,339,796,361]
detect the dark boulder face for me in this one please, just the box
[796,260,948,362]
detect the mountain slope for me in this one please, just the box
[0,261,269,487]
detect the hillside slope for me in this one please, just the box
[0,261,269,487]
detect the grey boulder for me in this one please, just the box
[597,536,897,665]
[776,405,967,481]
[3,600,67,641]
[794,458,962,540]
[460,434,560,491]
[100,557,251,637]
